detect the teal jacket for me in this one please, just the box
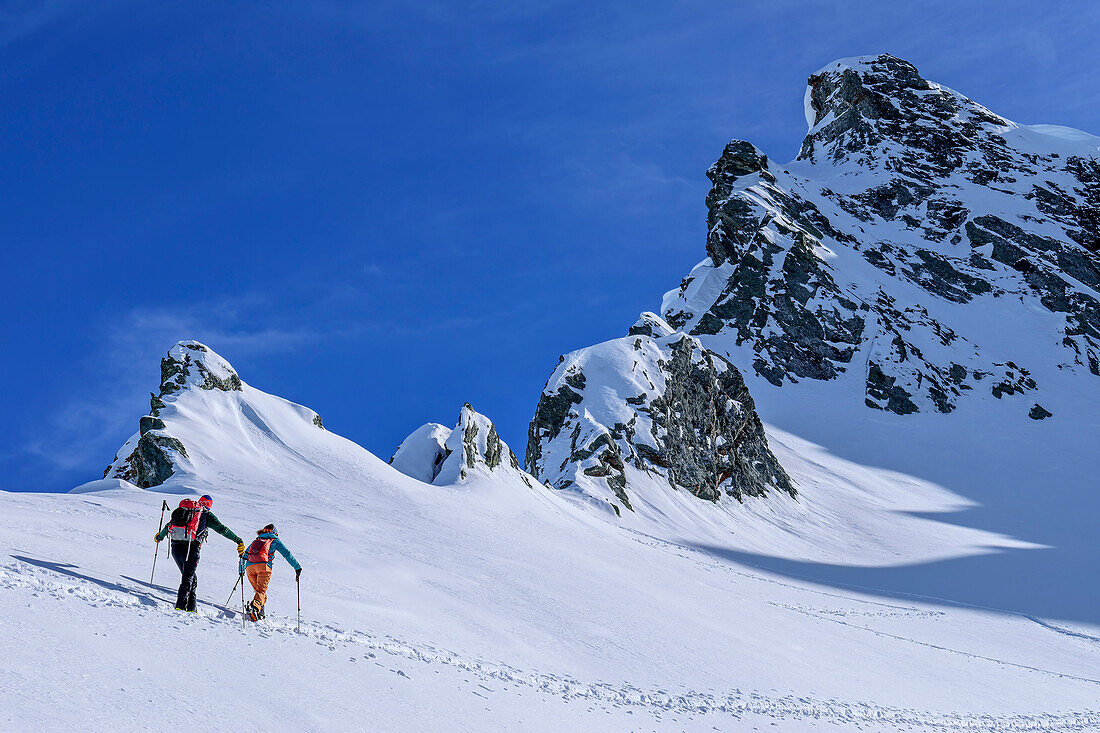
[240,531,301,572]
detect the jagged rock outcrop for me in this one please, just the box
[156,340,243,401]
[662,54,1100,415]
[527,313,794,516]
[104,341,325,488]
[392,404,537,488]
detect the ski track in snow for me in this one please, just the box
[1023,617,1100,646]
[3,549,1097,732]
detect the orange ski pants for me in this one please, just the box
[246,564,273,607]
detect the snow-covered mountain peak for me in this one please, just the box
[663,54,1100,416]
[436,404,535,486]
[103,341,327,489]
[799,53,1010,171]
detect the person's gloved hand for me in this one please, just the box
[295,568,302,581]
[237,542,247,556]
[154,533,160,543]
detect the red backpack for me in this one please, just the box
[246,537,274,564]
[166,499,204,541]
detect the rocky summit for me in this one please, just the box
[526,313,794,517]
[104,341,324,488]
[662,54,1099,415]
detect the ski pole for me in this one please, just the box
[225,573,242,606]
[240,572,246,629]
[296,575,301,633]
[151,500,169,585]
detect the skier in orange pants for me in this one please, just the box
[239,524,301,621]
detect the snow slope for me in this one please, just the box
[2,345,1098,731]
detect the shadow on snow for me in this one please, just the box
[749,389,1100,628]
[10,554,236,617]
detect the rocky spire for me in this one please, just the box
[392,404,538,488]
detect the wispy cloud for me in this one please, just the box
[563,151,700,212]
[0,0,77,49]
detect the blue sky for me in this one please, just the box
[2,0,1098,491]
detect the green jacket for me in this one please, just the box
[156,509,242,545]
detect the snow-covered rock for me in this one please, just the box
[436,404,537,487]
[389,423,452,483]
[394,405,538,488]
[662,54,1100,415]
[102,341,327,489]
[158,340,243,397]
[527,314,793,517]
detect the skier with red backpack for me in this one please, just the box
[240,523,301,621]
[154,495,246,612]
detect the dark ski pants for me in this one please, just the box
[170,540,202,611]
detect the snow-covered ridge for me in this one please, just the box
[662,53,1100,416]
[103,340,543,503]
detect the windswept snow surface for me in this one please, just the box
[1,361,1098,731]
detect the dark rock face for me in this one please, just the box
[663,54,1100,415]
[139,415,166,436]
[527,320,794,516]
[648,337,794,502]
[865,362,917,414]
[110,434,189,488]
[525,382,583,471]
